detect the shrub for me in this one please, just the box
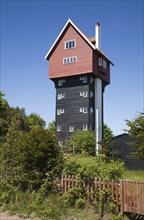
[68,130,95,155]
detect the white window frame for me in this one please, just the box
[57,125,61,131]
[83,124,88,131]
[69,126,74,132]
[79,76,87,83]
[63,56,77,64]
[58,79,66,86]
[80,107,88,113]
[98,58,103,66]
[98,58,107,69]
[57,93,65,100]
[103,59,107,69]
[80,91,88,97]
[65,40,76,49]
[57,109,64,115]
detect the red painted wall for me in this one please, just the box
[92,52,110,84]
[49,25,93,79]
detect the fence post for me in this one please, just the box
[120,179,123,214]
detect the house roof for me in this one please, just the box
[45,19,114,66]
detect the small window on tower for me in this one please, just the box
[65,40,76,49]
[80,91,88,97]
[79,76,87,83]
[80,107,88,113]
[69,126,74,132]
[57,109,65,115]
[57,93,65,100]
[58,79,66,86]
[103,59,107,68]
[83,124,88,131]
[98,58,103,66]
[57,125,61,131]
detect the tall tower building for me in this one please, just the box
[45,19,113,153]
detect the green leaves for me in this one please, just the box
[125,112,144,160]
[68,130,95,155]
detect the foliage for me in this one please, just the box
[68,130,95,155]
[100,124,119,160]
[122,169,144,181]
[63,160,81,175]
[1,126,63,190]
[125,112,144,160]
[27,113,46,128]
[63,155,125,180]
[0,92,63,192]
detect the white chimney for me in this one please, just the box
[95,22,101,50]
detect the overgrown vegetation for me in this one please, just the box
[0,92,143,219]
[125,112,144,160]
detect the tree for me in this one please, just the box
[68,130,95,155]
[101,124,114,157]
[0,126,64,190]
[27,113,46,128]
[125,112,144,160]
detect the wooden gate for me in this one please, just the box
[120,180,144,215]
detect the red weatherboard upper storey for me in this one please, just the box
[45,19,113,84]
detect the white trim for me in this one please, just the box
[45,19,114,66]
[63,56,77,64]
[83,124,88,131]
[57,125,61,131]
[64,39,76,49]
[69,126,74,132]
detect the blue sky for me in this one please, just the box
[1,0,143,135]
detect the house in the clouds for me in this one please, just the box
[45,19,114,152]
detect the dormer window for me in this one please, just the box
[98,58,107,69]
[65,40,76,49]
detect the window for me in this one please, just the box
[90,107,93,113]
[65,40,76,49]
[80,91,88,97]
[83,124,88,131]
[69,126,74,132]
[98,58,103,66]
[57,93,65,100]
[103,59,107,68]
[98,58,107,69]
[90,91,93,97]
[57,109,64,115]
[57,125,61,131]
[63,56,77,64]
[79,76,87,83]
[58,79,66,86]
[80,107,88,113]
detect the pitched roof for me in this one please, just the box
[45,19,114,66]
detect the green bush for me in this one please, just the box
[63,155,125,180]
[68,130,95,155]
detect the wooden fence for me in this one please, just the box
[58,175,144,215]
[120,180,144,215]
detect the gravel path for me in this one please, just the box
[0,212,39,220]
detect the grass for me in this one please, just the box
[122,169,144,181]
[65,154,144,181]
